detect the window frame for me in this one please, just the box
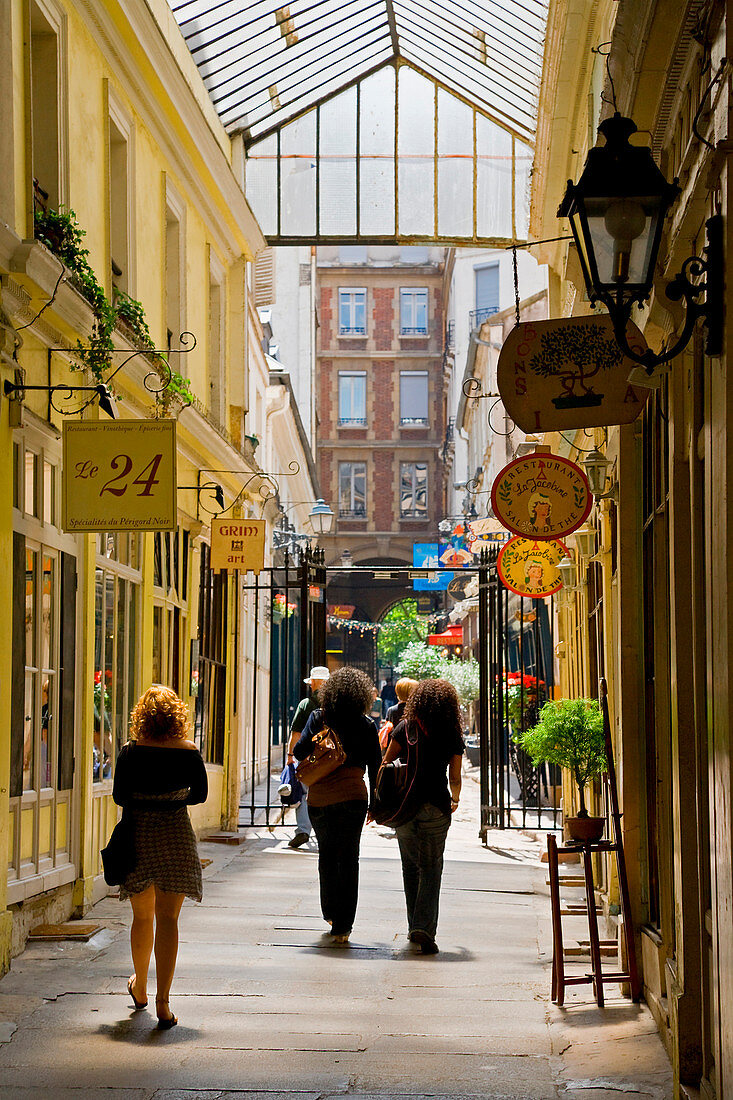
[399,287,429,335]
[338,287,367,335]
[338,370,367,426]
[338,461,367,517]
[399,370,429,426]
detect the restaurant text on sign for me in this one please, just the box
[61,419,176,532]
[490,452,592,541]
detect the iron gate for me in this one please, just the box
[237,547,560,836]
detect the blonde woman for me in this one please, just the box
[112,685,207,1029]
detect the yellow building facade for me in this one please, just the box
[0,0,316,971]
[533,2,732,1097]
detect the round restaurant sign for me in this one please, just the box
[496,536,568,599]
[490,451,592,540]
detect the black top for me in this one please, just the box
[113,742,209,808]
[385,701,406,727]
[294,709,382,799]
[391,719,464,816]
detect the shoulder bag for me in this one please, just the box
[295,726,346,787]
[372,723,421,827]
[100,811,136,886]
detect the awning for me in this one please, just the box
[427,623,463,646]
[166,0,548,245]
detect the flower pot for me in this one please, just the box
[566,815,605,842]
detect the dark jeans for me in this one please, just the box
[308,800,367,935]
[396,803,451,941]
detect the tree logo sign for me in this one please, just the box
[497,314,651,431]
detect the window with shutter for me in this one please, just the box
[254,248,276,306]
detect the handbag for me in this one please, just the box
[295,725,346,787]
[372,724,420,827]
[100,812,135,886]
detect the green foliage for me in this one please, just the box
[114,289,154,348]
[377,600,429,667]
[394,639,480,711]
[162,368,194,407]
[514,697,606,815]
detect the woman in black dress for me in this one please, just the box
[293,667,381,943]
[112,685,208,1028]
[382,678,464,955]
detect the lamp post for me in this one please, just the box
[559,112,723,373]
[308,498,334,535]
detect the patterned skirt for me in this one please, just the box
[119,789,203,902]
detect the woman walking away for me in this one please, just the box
[113,685,208,1028]
[293,667,381,944]
[382,678,464,955]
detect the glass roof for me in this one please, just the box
[167,0,547,145]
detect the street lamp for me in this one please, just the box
[557,554,582,593]
[582,448,618,502]
[558,112,723,373]
[309,498,334,535]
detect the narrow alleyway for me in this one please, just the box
[0,767,672,1100]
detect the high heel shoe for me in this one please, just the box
[127,976,148,1010]
[155,998,178,1030]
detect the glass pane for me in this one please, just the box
[353,464,366,515]
[25,451,38,517]
[182,530,189,601]
[319,87,357,235]
[281,113,317,237]
[359,66,396,236]
[41,555,54,671]
[514,139,533,239]
[40,674,51,788]
[398,69,435,236]
[438,90,474,238]
[173,527,180,596]
[128,584,137,724]
[115,579,126,765]
[476,116,513,239]
[152,605,163,684]
[43,461,55,525]
[94,568,104,782]
[24,674,34,791]
[245,135,278,236]
[153,532,163,587]
[26,549,37,667]
[102,574,114,778]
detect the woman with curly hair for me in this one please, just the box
[112,685,208,1028]
[382,678,464,954]
[293,666,381,943]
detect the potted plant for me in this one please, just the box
[513,697,607,841]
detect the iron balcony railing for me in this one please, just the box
[339,507,367,518]
[469,305,499,329]
[339,325,366,335]
[338,417,368,426]
[400,325,428,335]
[445,320,455,350]
[400,416,429,426]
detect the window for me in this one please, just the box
[339,462,366,517]
[474,263,500,324]
[400,371,429,425]
[208,259,225,423]
[339,288,366,335]
[400,462,428,517]
[165,188,186,353]
[196,543,227,764]
[339,245,367,263]
[338,371,366,425]
[93,566,139,783]
[109,112,130,294]
[400,288,428,334]
[30,1,63,212]
[152,527,190,695]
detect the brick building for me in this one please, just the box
[315,246,450,673]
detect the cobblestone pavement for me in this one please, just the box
[0,766,673,1099]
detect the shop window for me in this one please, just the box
[338,371,366,425]
[93,559,140,783]
[400,371,429,424]
[400,288,428,334]
[338,288,366,334]
[400,462,428,517]
[338,462,366,517]
[152,528,190,695]
[195,543,226,764]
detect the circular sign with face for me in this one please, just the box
[496,536,568,599]
[491,452,592,540]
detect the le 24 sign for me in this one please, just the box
[62,419,177,532]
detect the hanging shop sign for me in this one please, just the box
[413,543,453,590]
[210,518,266,573]
[496,315,651,432]
[496,536,568,599]
[491,451,591,540]
[61,419,176,532]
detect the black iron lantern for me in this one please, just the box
[559,113,723,373]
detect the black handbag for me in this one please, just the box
[372,726,420,827]
[101,812,135,886]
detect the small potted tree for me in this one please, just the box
[514,697,607,841]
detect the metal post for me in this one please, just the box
[498,578,506,827]
[250,569,259,826]
[477,550,490,843]
[300,546,310,687]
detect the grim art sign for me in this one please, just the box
[496,536,568,599]
[62,419,176,532]
[497,314,651,432]
[210,518,266,573]
[491,451,592,541]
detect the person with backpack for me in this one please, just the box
[285,666,330,849]
[292,667,381,943]
[382,678,464,955]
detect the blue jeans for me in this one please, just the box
[308,800,367,935]
[295,794,311,836]
[395,804,451,941]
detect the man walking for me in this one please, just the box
[286,665,330,849]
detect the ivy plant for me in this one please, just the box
[514,697,606,817]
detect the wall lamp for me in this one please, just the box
[582,448,618,502]
[4,376,118,418]
[557,554,583,594]
[558,112,723,374]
